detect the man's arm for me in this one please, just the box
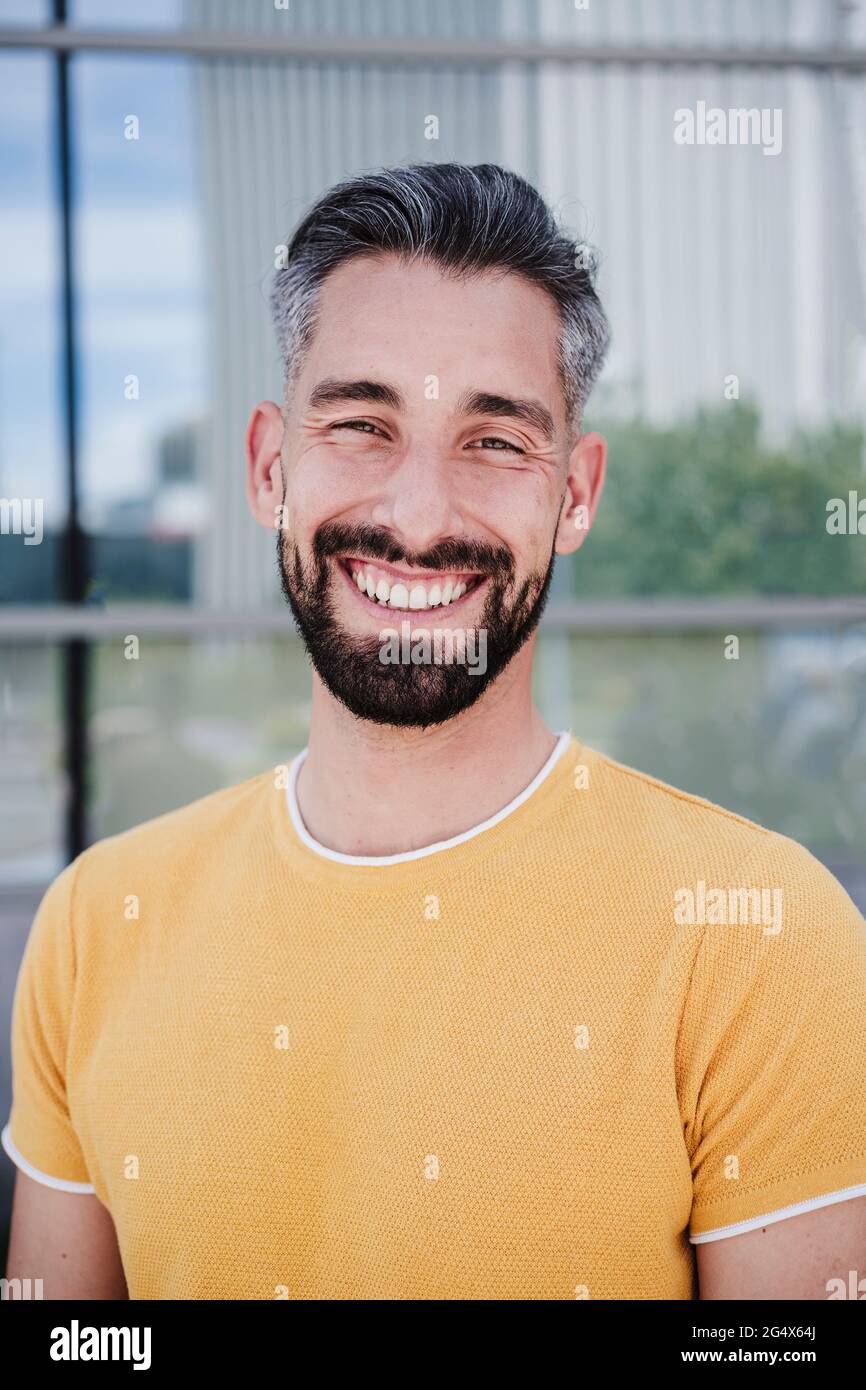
[6,1169,129,1300]
[697,1194,866,1300]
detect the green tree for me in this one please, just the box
[573,404,866,596]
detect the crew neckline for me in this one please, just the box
[283,730,574,868]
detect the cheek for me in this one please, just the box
[281,452,347,535]
[289,445,389,525]
[480,476,559,570]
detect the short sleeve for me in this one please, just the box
[1,859,95,1191]
[679,832,866,1241]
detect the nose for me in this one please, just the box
[369,446,465,557]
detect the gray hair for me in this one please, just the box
[271,162,610,440]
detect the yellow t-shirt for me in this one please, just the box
[4,732,866,1300]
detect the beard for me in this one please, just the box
[276,519,556,728]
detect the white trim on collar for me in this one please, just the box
[284,730,572,867]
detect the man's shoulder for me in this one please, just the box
[566,742,865,961]
[72,768,276,891]
[573,740,832,882]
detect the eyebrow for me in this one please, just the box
[307,378,403,411]
[306,378,556,443]
[456,390,556,443]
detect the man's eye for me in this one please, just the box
[469,436,525,454]
[330,420,386,438]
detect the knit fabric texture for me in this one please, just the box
[5,733,866,1299]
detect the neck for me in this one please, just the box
[295,643,558,857]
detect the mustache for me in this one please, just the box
[311,521,515,581]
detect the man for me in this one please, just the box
[4,163,866,1301]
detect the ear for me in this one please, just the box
[245,401,285,530]
[554,430,607,556]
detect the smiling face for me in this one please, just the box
[248,252,606,727]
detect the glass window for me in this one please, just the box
[0,52,63,604]
[0,643,64,883]
[68,0,184,28]
[73,54,207,604]
[0,0,50,25]
[88,635,310,840]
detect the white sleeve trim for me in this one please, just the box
[689,1180,866,1243]
[1,1121,96,1194]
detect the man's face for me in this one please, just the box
[263,253,598,727]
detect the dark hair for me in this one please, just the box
[272,162,610,436]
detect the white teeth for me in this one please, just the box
[349,565,475,611]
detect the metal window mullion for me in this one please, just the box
[54,0,89,862]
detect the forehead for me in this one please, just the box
[299,252,564,418]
